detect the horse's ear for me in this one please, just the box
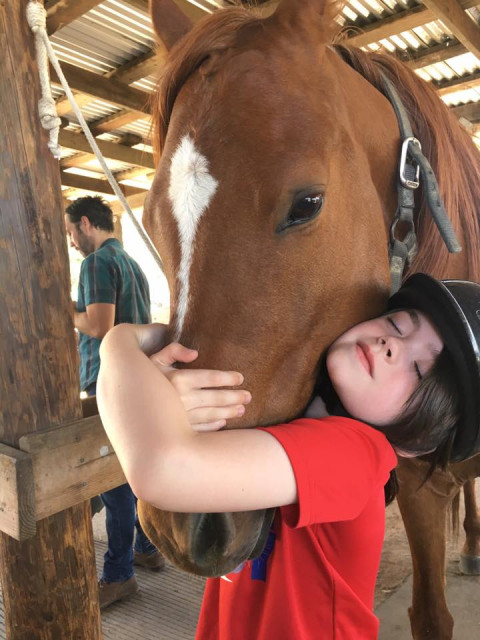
[272,0,334,30]
[150,0,193,51]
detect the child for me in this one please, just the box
[97,273,480,639]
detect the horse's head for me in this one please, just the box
[140,0,399,576]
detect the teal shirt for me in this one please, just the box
[77,238,151,391]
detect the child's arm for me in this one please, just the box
[97,323,297,513]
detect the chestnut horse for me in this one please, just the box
[140,0,480,637]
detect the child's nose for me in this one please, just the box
[378,335,400,361]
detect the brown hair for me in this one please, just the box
[379,348,459,469]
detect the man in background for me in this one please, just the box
[65,195,164,610]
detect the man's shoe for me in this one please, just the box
[133,550,166,572]
[98,576,139,610]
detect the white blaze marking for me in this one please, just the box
[168,136,218,339]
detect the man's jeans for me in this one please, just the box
[101,483,157,582]
[87,382,157,583]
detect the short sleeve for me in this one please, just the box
[81,253,117,306]
[260,417,397,528]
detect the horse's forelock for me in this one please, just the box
[151,2,345,161]
[151,7,262,159]
[336,45,480,283]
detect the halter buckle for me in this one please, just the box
[399,137,421,189]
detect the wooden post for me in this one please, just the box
[0,1,102,637]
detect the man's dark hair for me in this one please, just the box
[65,196,114,232]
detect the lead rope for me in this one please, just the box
[379,73,461,294]
[26,1,165,275]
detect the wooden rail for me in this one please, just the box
[0,402,125,542]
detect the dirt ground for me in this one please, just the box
[374,487,472,609]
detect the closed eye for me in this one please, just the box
[387,316,402,335]
[414,361,422,381]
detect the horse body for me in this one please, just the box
[141,0,480,635]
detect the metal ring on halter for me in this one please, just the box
[389,217,417,255]
[399,137,422,189]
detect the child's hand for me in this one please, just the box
[150,342,251,431]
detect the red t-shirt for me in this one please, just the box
[195,417,397,640]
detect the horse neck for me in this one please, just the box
[335,45,480,283]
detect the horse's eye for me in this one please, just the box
[276,193,324,233]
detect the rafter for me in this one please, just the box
[420,0,480,60]
[113,166,155,183]
[404,40,467,70]
[436,70,480,96]
[60,171,147,197]
[59,130,155,169]
[55,92,94,116]
[90,110,151,136]
[108,51,159,86]
[46,0,103,34]
[451,101,480,120]
[126,0,206,23]
[61,153,92,170]
[50,62,150,115]
[346,0,478,48]
[110,190,148,215]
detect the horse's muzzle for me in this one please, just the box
[188,508,275,577]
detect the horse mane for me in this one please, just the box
[335,45,480,282]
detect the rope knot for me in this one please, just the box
[38,97,61,130]
[26,1,46,34]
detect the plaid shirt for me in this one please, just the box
[77,238,151,391]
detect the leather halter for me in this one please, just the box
[380,73,462,294]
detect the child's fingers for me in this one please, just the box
[150,342,198,367]
[183,389,251,411]
[191,420,227,432]
[189,404,247,427]
[167,369,245,391]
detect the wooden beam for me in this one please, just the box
[109,50,160,85]
[46,0,103,34]
[436,70,480,95]
[50,61,150,115]
[19,416,125,522]
[421,0,480,60]
[127,0,207,23]
[347,5,436,48]
[0,445,35,541]
[114,166,155,182]
[90,109,150,135]
[346,0,478,48]
[55,91,94,116]
[60,171,147,197]
[405,40,467,70]
[0,1,101,635]
[111,190,148,215]
[59,129,155,168]
[61,152,94,169]
[451,101,480,120]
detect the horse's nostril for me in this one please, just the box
[191,513,236,568]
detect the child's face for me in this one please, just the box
[326,309,443,426]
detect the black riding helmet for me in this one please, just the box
[388,273,480,462]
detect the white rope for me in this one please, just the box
[26,1,164,274]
